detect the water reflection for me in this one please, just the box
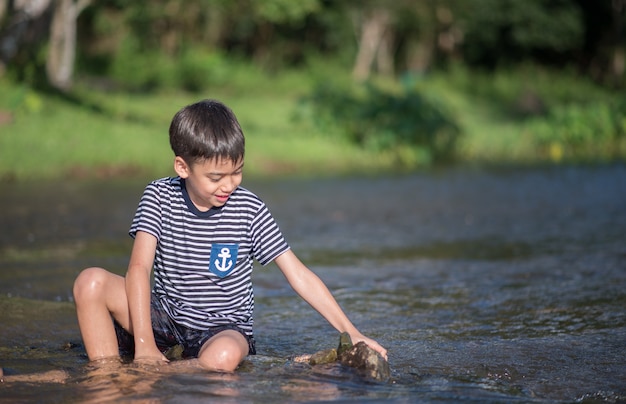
[73,359,244,403]
[1,165,625,402]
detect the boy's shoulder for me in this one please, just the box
[140,177,177,193]
[233,185,256,197]
[142,176,182,193]
[230,186,265,206]
[149,176,181,187]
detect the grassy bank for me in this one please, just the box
[1,66,624,182]
[0,76,390,181]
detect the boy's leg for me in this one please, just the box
[197,330,249,372]
[73,267,131,360]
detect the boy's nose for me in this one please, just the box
[222,177,237,193]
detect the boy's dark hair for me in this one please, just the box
[169,99,245,164]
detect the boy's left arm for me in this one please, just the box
[274,250,387,360]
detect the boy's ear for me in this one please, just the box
[174,156,190,178]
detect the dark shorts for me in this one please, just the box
[114,296,256,359]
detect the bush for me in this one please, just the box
[108,38,176,91]
[177,49,232,92]
[105,43,261,93]
[302,82,460,165]
[525,96,626,161]
[444,64,612,118]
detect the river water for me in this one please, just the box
[0,165,625,403]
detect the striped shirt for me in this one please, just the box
[129,177,290,336]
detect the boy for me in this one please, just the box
[73,99,387,372]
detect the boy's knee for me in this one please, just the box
[198,332,248,372]
[199,350,240,373]
[73,267,108,302]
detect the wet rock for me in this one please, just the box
[337,332,353,356]
[338,341,390,381]
[305,332,390,381]
[62,341,81,351]
[164,344,184,361]
[308,348,337,365]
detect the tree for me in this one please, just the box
[351,6,392,81]
[0,0,91,90]
[46,0,91,90]
[2,0,623,90]
[346,0,444,81]
[455,0,585,68]
[0,0,51,78]
[610,0,625,86]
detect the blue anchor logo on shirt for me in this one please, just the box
[209,244,239,278]
[215,248,233,272]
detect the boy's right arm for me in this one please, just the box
[125,230,168,362]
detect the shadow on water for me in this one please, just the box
[1,164,625,403]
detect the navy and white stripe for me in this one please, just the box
[129,177,290,336]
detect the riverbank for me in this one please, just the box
[1,66,624,182]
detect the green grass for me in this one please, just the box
[0,65,623,182]
[0,87,173,180]
[421,64,623,165]
[0,71,412,181]
[436,84,537,163]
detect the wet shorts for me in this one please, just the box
[114,296,256,359]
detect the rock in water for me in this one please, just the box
[164,344,184,361]
[303,333,390,381]
[338,341,390,381]
[337,332,353,356]
[308,348,337,365]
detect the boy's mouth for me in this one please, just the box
[216,194,230,202]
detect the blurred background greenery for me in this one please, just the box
[0,0,624,181]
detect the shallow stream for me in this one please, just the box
[1,165,625,403]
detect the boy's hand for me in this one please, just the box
[349,333,388,361]
[134,345,169,364]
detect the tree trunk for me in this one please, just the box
[45,0,90,91]
[0,0,7,21]
[0,0,52,75]
[352,8,390,82]
[376,28,394,77]
[611,0,625,87]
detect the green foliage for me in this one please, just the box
[458,0,585,66]
[303,81,460,165]
[525,97,626,161]
[0,81,44,118]
[177,49,231,92]
[1,0,622,95]
[256,0,320,23]
[0,73,394,181]
[108,38,174,91]
[417,63,626,164]
[442,64,625,162]
[2,63,624,183]
[444,64,611,117]
[106,42,236,92]
[3,40,49,89]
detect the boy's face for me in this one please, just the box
[174,156,243,212]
